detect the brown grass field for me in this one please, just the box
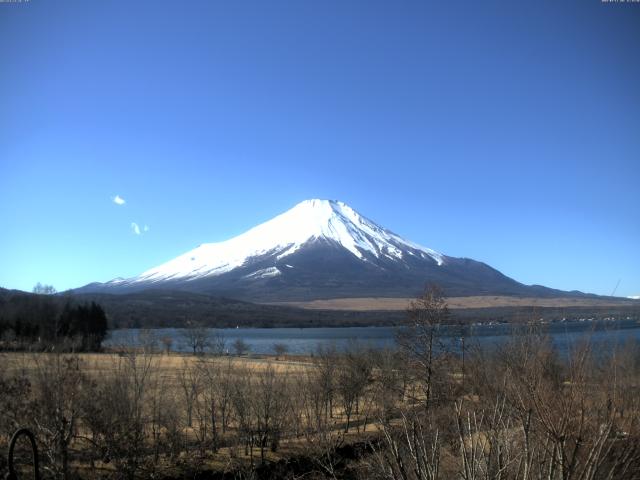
[1,351,315,377]
[269,295,639,311]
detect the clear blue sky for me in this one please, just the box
[1,0,638,297]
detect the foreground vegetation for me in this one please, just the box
[1,288,639,479]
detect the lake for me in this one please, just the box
[104,318,640,356]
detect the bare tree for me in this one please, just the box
[210,330,226,356]
[155,394,182,463]
[273,343,288,360]
[33,282,57,295]
[182,322,211,355]
[314,345,338,422]
[216,357,236,435]
[371,410,442,480]
[178,358,201,429]
[30,353,84,480]
[462,326,640,480]
[233,338,250,356]
[372,348,409,421]
[230,366,256,461]
[396,284,449,410]
[250,364,290,463]
[80,351,157,480]
[302,369,325,431]
[336,346,372,433]
[194,356,236,453]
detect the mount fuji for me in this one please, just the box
[77,199,584,302]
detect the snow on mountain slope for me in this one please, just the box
[77,199,600,302]
[128,199,444,285]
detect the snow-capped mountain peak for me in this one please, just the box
[129,199,444,285]
[77,199,584,302]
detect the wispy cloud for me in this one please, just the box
[113,195,126,205]
[131,222,150,235]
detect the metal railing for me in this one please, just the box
[4,428,39,480]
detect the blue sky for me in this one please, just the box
[1,0,638,297]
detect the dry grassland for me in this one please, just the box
[2,351,315,386]
[269,295,638,311]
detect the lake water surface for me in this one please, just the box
[105,319,640,356]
